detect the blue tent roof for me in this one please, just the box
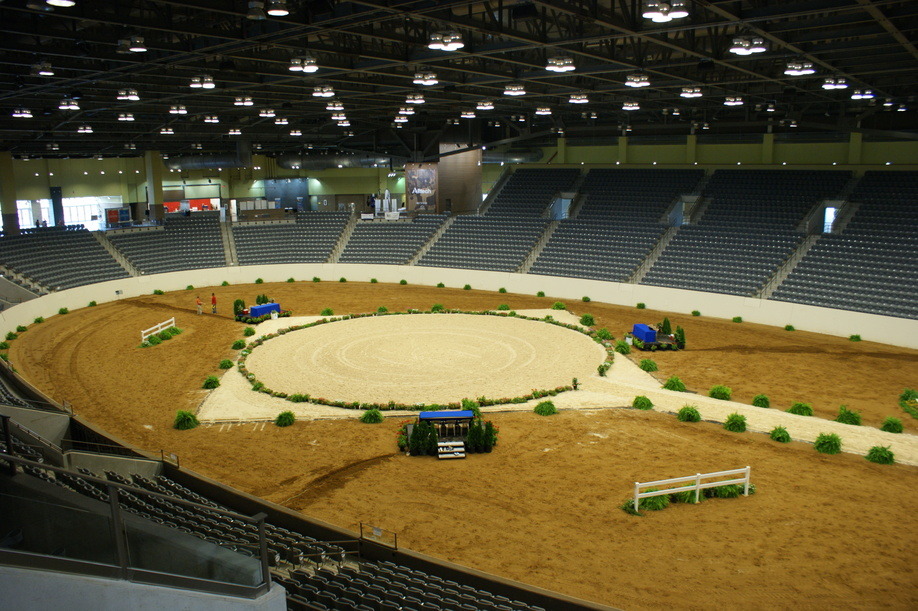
[418,410,474,420]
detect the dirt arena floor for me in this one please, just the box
[8,281,918,609]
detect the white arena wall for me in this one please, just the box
[1,263,915,350]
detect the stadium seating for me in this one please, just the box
[233,212,350,265]
[108,212,225,273]
[771,171,918,319]
[0,226,129,290]
[340,214,447,265]
[417,216,549,272]
[484,168,580,216]
[530,169,703,282]
[642,170,851,296]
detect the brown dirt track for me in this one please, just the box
[8,281,918,610]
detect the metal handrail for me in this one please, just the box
[0,450,271,598]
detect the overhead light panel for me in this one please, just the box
[234,96,254,106]
[784,60,815,76]
[204,115,220,123]
[117,89,140,101]
[47,0,76,7]
[77,124,93,133]
[729,35,767,56]
[850,89,874,100]
[289,129,303,137]
[625,73,650,88]
[822,77,848,90]
[337,120,350,127]
[503,82,526,96]
[568,92,589,104]
[326,101,344,111]
[406,93,425,104]
[476,99,494,110]
[428,31,464,51]
[642,0,689,23]
[128,35,147,52]
[259,108,276,117]
[118,113,135,121]
[413,71,438,86]
[266,0,289,16]
[32,61,54,76]
[398,106,415,115]
[680,86,702,98]
[160,127,174,134]
[393,115,409,123]
[58,97,79,110]
[312,84,335,97]
[622,101,640,111]
[724,96,744,106]
[535,107,552,116]
[545,56,575,72]
[289,55,318,73]
[169,105,187,114]
[460,110,476,118]
[274,116,288,125]
[331,112,347,121]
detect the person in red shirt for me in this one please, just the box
[211,292,217,314]
[195,296,203,315]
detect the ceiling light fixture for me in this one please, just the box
[118,113,134,121]
[31,61,54,76]
[204,115,219,123]
[729,35,767,56]
[58,97,79,110]
[545,56,575,72]
[331,112,347,121]
[77,125,93,133]
[312,84,335,97]
[160,127,174,134]
[413,71,438,86]
[822,77,848,90]
[625,73,650,88]
[428,31,464,52]
[503,82,526,96]
[289,129,303,136]
[476,99,494,110]
[622,101,640,111]
[325,101,344,111]
[46,0,76,7]
[568,92,589,104]
[259,108,276,117]
[289,55,319,73]
[169,105,187,114]
[266,0,289,16]
[337,120,351,127]
[117,89,140,101]
[680,86,702,98]
[124,143,136,150]
[234,96,254,106]
[642,0,689,23]
[784,60,815,76]
[724,96,744,106]
[460,110,476,118]
[191,143,202,150]
[406,93,425,104]
[46,143,60,151]
[535,107,552,116]
[398,106,415,115]
[393,115,409,123]
[247,1,266,20]
[12,108,33,118]
[850,89,874,100]
[274,117,288,125]
[128,35,147,52]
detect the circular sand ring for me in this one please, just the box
[243,313,607,405]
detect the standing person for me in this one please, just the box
[211,292,217,314]
[195,296,203,315]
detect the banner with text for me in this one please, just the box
[405,162,438,212]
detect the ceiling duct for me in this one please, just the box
[275,154,399,170]
[481,148,543,164]
[164,141,252,171]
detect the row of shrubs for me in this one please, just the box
[621,482,757,516]
[140,326,182,348]
[174,409,297,430]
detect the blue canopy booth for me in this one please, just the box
[418,410,475,459]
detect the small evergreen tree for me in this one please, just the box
[660,317,672,335]
[674,326,686,349]
[483,421,497,451]
[233,299,246,316]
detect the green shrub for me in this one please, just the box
[597,363,611,377]
[156,330,172,341]
[147,335,162,346]
[255,278,264,284]
[431,304,445,313]
[173,410,200,430]
[674,325,686,349]
[15,325,27,333]
[166,327,182,337]
[221,281,229,286]
[320,308,334,316]
[770,426,791,443]
[723,412,747,433]
[814,432,842,454]
[835,405,862,426]
[880,417,903,434]
[312,277,321,283]
[202,375,220,389]
[370,278,378,283]
[233,299,245,316]
[691,310,700,316]
[638,488,670,511]
[849,334,861,342]
[186,284,194,290]
[752,394,770,408]
[579,313,595,327]
[359,408,384,424]
[533,401,557,416]
[709,385,732,401]
[254,293,269,305]
[58,307,69,315]
[677,405,701,422]
[732,316,743,323]
[33,317,44,324]
[152,289,164,295]
[662,376,686,392]
[496,287,507,293]
[437,282,445,288]
[219,359,233,369]
[463,284,471,290]
[377,306,388,314]
[395,279,405,286]
[243,327,256,337]
[639,359,658,372]
[339,277,347,283]
[595,328,613,341]
[0,342,8,350]
[899,388,918,402]
[286,277,295,283]
[536,291,545,297]
[0,354,7,362]
[614,340,631,355]
[707,484,744,499]
[551,301,566,310]
[88,301,97,307]
[497,304,510,311]
[784,324,795,331]
[787,402,813,416]
[636,302,645,309]
[275,411,295,427]
[632,396,653,410]
[865,446,895,465]
[660,317,672,335]
[671,486,702,504]
[288,394,310,403]
[231,340,246,350]
[582,296,590,302]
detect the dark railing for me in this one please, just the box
[0,451,272,600]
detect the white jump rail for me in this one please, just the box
[141,317,176,342]
[633,466,751,512]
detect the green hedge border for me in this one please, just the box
[235,309,615,411]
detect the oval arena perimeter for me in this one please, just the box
[7,281,917,610]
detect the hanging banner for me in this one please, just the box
[405,162,438,212]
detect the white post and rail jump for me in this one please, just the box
[633,466,751,512]
[141,317,175,342]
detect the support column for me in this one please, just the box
[619,136,629,164]
[761,133,775,164]
[0,152,20,235]
[848,131,863,165]
[685,134,697,164]
[144,151,164,210]
[556,137,567,163]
